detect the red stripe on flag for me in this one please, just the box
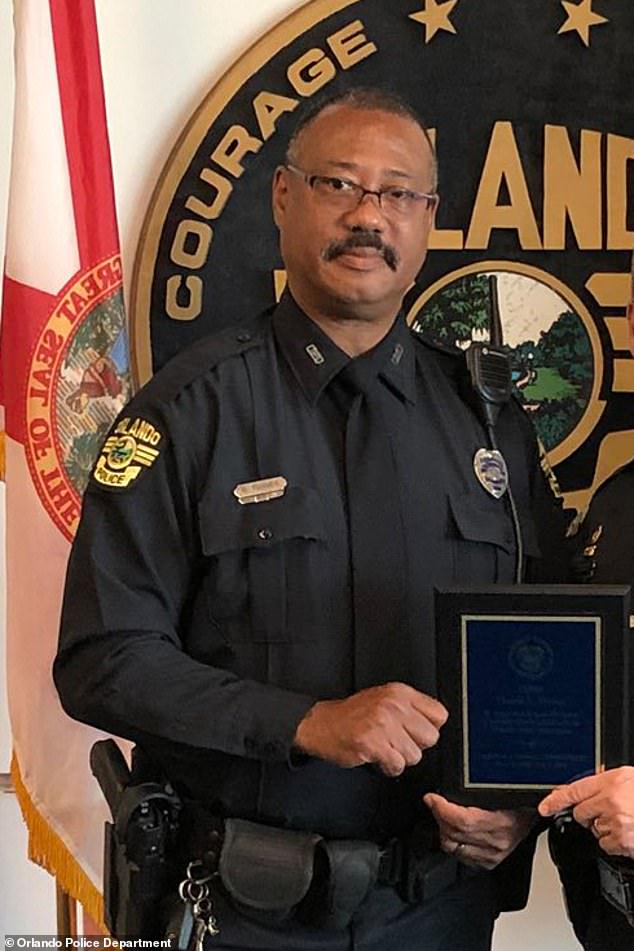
[48,0,120,268]
[0,276,56,444]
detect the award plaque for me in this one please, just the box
[435,585,631,808]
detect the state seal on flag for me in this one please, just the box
[25,254,131,539]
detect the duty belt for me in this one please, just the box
[179,809,476,930]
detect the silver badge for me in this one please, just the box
[233,476,288,505]
[473,448,508,499]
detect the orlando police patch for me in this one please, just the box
[93,416,162,489]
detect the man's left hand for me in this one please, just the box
[423,792,537,870]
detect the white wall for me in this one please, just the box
[0,1,580,945]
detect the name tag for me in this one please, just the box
[233,476,288,505]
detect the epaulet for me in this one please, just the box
[409,328,468,386]
[408,326,463,360]
[131,314,270,409]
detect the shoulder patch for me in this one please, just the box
[92,416,163,490]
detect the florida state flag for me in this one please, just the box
[0,0,131,918]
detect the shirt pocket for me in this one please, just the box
[448,490,541,583]
[198,485,327,644]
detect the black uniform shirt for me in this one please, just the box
[583,462,634,586]
[581,460,634,761]
[55,293,569,839]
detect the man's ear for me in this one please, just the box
[271,166,288,228]
[627,301,634,358]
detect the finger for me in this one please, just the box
[571,798,604,828]
[424,793,467,827]
[445,840,497,870]
[424,792,451,820]
[539,775,605,816]
[424,794,497,832]
[409,691,448,728]
[403,717,440,752]
[374,745,407,778]
[393,730,425,768]
[440,838,471,861]
[591,817,606,840]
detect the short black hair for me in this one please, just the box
[285,86,438,190]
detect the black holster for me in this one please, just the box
[91,740,182,938]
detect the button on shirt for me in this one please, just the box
[55,293,569,840]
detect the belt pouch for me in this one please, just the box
[218,818,320,911]
[299,839,380,930]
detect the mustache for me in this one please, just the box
[322,232,400,272]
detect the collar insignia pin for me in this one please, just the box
[473,448,509,499]
[391,343,404,366]
[305,343,325,366]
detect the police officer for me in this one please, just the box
[54,88,571,950]
[538,255,634,950]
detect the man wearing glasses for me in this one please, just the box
[55,88,570,950]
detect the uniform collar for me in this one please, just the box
[273,291,416,405]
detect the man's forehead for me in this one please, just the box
[292,105,431,160]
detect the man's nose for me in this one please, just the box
[342,191,385,231]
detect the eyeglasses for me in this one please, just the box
[285,163,438,216]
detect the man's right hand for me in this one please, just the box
[293,682,448,776]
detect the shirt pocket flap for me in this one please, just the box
[449,490,542,559]
[199,484,326,556]
[449,490,515,554]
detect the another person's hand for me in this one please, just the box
[538,767,634,859]
[293,682,447,776]
[424,792,537,870]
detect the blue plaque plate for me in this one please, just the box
[464,615,598,788]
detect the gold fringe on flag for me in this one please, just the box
[0,430,5,481]
[11,752,105,930]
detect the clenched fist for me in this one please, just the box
[293,682,448,776]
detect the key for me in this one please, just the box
[193,915,208,951]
